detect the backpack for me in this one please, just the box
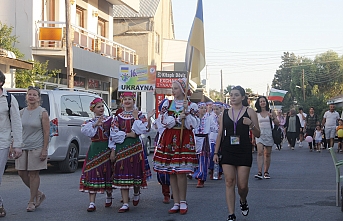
[270,117,283,145]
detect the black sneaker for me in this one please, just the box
[254,172,263,179]
[264,172,271,179]
[240,200,249,216]
[227,214,236,221]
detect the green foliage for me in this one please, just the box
[209,89,222,102]
[223,85,235,95]
[15,60,60,88]
[245,88,253,93]
[0,22,24,58]
[272,50,343,113]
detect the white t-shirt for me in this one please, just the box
[297,112,307,127]
[323,110,340,127]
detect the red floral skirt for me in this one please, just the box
[153,128,198,174]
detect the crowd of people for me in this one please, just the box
[2,68,343,221]
[267,104,343,154]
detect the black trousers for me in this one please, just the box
[287,132,298,148]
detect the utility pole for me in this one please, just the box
[205,65,208,94]
[65,0,74,88]
[220,70,223,102]
[302,69,305,101]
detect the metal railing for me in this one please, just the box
[35,21,137,65]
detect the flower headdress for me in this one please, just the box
[174,78,187,95]
[197,102,206,108]
[120,92,136,101]
[213,102,223,107]
[90,98,103,112]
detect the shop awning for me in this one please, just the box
[0,56,33,70]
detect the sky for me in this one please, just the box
[171,0,343,95]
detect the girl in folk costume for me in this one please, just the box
[209,102,223,180]
[153,78,199,215]
[79,98,114,212]
[154,98,172,204]
[109,92,154,213]
[205,101,214,117]
[193,102,211,188]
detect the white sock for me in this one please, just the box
[170,203,180,210]
[120,203,129,209]
[133,193,140,201]
[180,201,187,210]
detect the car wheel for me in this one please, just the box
[145,138,151,156]
[59,143,79,173]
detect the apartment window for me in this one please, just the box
[97,18,107,38]
[76,6,85,28]
[155,33,160,54]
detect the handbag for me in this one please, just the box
[270,117,282,145]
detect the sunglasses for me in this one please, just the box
[28,86,40,90]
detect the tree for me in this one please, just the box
[271,50,343,113]
[0,22,24,58]
[310,51,343,100]
[245,88,253,94]
[15,60,60,88]
[209,89,222,101]
[272,52,301,110]
[223,85,235,96]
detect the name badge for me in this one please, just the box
[230,135,240,145]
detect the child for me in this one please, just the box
[313,125,323,152]
[80,98,114,212]
[336,119,343,152]
[193,102,211,187]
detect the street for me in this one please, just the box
[2,141,343,221]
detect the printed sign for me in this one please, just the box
[118,65,156,92]
[155,71,187,88]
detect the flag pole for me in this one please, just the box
[180,48,193,147]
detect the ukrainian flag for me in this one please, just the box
[121,66,129,72]
[185,0,206,85]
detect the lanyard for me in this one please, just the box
[232,106,243,135]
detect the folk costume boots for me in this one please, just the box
[162,184,170,204]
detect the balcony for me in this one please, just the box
[34,21,137,65]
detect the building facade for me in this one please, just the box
[113,0,174,112]
[0,0,139,109]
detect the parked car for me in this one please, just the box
[7,88,110,173]
[140,117,157,156]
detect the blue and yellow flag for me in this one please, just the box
[185,0,206,85]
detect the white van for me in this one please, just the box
[8,88,110,173]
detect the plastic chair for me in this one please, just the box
[329,147,343,208]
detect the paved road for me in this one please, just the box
[2,141,343,221]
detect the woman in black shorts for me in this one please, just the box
[213,86,260,221]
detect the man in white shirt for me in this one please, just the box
[322,104,340,149]
[297,107,307,147]
[0,70,22,216]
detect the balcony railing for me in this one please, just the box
[35,21,137,65]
